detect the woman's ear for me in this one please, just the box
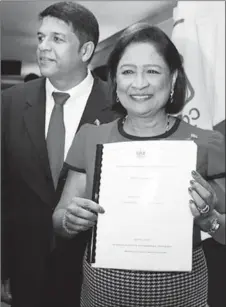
[81,41,95,62]
[171,70,178,89]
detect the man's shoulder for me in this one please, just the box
[2,77,45,111]
[90,76,121,122]
[2,77,44,97]
[80,119,118,140]
[91,76,111,98]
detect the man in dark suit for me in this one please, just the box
[1,2,117,307]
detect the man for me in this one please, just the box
[1,2,117,307]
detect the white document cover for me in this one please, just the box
[91,140,197,272]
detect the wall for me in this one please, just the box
[90,8,174,70]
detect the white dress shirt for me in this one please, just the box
[45,70,94,159]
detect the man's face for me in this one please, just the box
[36,16,85,80]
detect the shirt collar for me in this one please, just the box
[45,69,94,99]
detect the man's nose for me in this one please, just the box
[38,37,52,51]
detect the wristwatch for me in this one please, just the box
[208,217,220,234]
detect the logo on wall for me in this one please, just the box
[180,54,200,126]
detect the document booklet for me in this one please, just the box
[88,140,197,272]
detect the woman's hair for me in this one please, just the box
[39,2,99,61]
[107,22,187,115]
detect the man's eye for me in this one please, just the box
[122,70,134,75]
[37,36,44,43]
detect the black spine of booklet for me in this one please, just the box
[87,144,103,264]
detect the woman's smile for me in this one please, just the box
[130,94,153,101]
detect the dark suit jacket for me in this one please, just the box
[1,76,118,307]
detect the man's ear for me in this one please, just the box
[81,41,95,62]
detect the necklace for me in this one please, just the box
[123,114,171,134]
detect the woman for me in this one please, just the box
[53,23,225,307]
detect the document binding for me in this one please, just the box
[87,144,103,264]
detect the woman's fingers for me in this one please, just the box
[66,215,95,232]
[71,197,105,214]
[189,171,218,214]
[189,199,200,218]
[62,197,105,234]
[188,187,211,216]
[68,205,98,221]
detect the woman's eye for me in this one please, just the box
[147,69,159,74]
[122,70,134,75]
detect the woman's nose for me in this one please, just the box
[132,73,149,89]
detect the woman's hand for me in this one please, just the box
[61,197,105,237]
[188,170,220,234]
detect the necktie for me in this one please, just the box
[47,92,70,189]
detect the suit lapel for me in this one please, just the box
[23,78,55,198]
[60,77,110,178]
[21,77,109,203]
[77,77,110,131]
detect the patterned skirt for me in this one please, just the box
[81,246,208,307]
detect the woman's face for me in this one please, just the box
[116,42,175,117]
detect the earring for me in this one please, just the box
[170,88,174,104]
[116,95,120,103]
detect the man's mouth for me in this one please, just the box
[39,57,55,63]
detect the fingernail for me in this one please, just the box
[190,180,195,185]
[189,199,194,204]
[188,187,193,193]
[99,207,105,213]
[192,170,197,176]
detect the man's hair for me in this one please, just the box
[39,1,99,59]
